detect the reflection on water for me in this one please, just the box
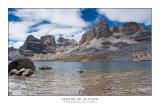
[8,61,152,96]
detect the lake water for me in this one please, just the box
[8,61,152,96]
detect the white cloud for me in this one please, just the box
[9,9,89,45]
[12,9,88,27]
[9,21,35,41]
[98,9,151,25]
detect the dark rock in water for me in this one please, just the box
[22,69,33,76]
[39,65,52,70]
[8,59,36,72]
[121,22,140,35]
[79,19,112,45]
[78,70,84,73]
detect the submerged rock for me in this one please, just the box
[78,70,84,73]
[8,59,36,72]
[39,65,52,70]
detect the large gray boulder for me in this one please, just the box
[8,59,36,72]
[22,69,33,76]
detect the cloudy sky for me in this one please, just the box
[8,8,151,49]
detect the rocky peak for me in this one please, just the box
[25,35,40,43]
[121,22,140,35]
[57,37,77,47]
[111,27,120,33]
[79,19,112,46]
[40,35,56,48]
[19,35,48,56]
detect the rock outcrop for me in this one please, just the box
[8,50,24,61]
[54,20,151,62]
[79,19,112,46]
[57,37,78,47]
[8,59,36,72]
[19,35,47,56]
[121,22,140,35]
[111,27,120,33]
[8,19,152,62]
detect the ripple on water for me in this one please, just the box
[9,61,152,96]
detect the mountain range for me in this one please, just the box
[9,19,152,62]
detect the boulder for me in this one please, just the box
[39,65,52,70]
[121,22,140,35]
[8,59,36,72]
[9,69,18,75]
[15,68,26,75]
[22,69,33,76]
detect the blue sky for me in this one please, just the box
[8,8,151,48]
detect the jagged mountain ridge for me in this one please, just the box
[9,19,152,61]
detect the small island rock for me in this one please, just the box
[78,70,84,73]
[39,65,52,70]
